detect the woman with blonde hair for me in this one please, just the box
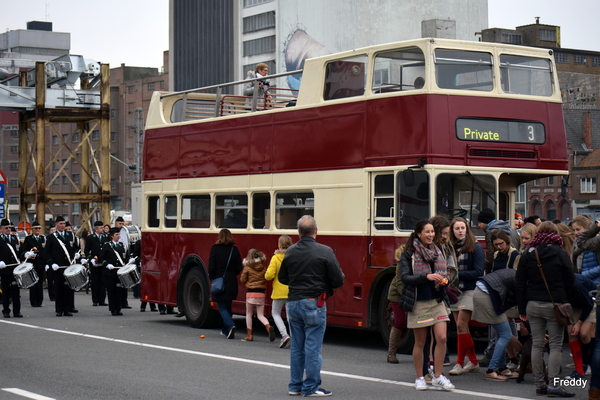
[265,235,293,348]
[557,223,575,257]
[520,223,539,251]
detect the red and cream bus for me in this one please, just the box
[140,38,567,351]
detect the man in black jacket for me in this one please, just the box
[100,227,128,316]
[45,216,80,316]
[20,221,46,307]
[0,219,22,317]
[85,221,108,306]
[279,215,344,397]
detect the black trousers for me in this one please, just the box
[54,268,75,314]
[46,268,55,301]
[1,274,21,314]
[104,274,124,313]
[90,266,106,305]
[29,266,45,306]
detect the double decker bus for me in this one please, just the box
[140,38,567,351]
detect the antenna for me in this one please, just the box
[45,0,50,21]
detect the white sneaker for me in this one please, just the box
[432,374,455,391]
[449,364,464,375]
[506,362,518,370]
[415,377,428,391]
[463,361,480,373]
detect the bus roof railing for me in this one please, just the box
[160,69,303,99]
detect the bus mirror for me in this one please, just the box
[403,169,415,187]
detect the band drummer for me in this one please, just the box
[0,219,23,318]
[45,216,80,317]
[85,221,108,306]
[100,227,128,316]
[20,221,47,307]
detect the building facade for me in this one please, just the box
[169,0,489,91]
[483,20,600,221]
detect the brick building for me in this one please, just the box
[483,19,600,221]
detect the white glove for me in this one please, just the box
[25,251,35,259]
[128,257,136,264]
[52,264,59,271]
[91,259,98,266]
[74,253,81,260]
[45,265,49,271]
[106,264,115,270]
[80,258,88,265]
[0,261,5,269]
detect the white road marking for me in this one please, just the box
[1,320,533,399]
[2,388,56,400]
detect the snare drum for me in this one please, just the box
[117,263,141,288]
[64,264,89,291]
[13,262,39,289]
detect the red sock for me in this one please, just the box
[569,340,585,375]
[465,333,479,365]
[456,333,468,366]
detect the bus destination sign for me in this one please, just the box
[456,118,545,144]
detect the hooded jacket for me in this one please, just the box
[240,253,267,291]
[484,219,521,273]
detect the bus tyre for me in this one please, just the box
[379,280,414,355]
[182,267,220,328]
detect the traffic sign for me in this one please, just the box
[0,169,6,184]
[0,183,4,219]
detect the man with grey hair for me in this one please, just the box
[279,215,345,397]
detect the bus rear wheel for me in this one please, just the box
[379,280,414,354]
[182,267,220,328]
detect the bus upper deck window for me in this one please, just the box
[372,47,425,94]
[323,55,368,100]
[434,49,493,91]
[500,55,553,97]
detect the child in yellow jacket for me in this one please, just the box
[264,235,293,348]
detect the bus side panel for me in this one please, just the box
[271,102,365,173]
[144,127,181,180]
[178,128,251,178]
[365,95,429,167]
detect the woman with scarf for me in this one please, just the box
[516,221,576,397]
[448,217,484,376]
[400,219,454,391]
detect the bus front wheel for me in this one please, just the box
[182,267,220,328]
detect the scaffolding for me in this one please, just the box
[0,60,111,232]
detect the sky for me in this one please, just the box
[0,0,598,70]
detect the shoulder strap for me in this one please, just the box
[534,247,557,306]
[55,232,72,265]
[222,247,234,276]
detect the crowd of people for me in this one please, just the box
[388,209,600,398]
[0,216,155,318]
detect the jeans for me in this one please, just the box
[488,320,512,370]
[527,301,564,387]
[218,300,235,335]
[287,298,327,396]
[271,298,289,337]
[590,290,600,389]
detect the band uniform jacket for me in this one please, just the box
[45,231,80,267]
[21,234,46,270]
[100,241,128,278]
[85,233,107,267]
[0,235,20,275]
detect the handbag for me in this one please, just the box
[211,248,233,295]
[534,248,575,327]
